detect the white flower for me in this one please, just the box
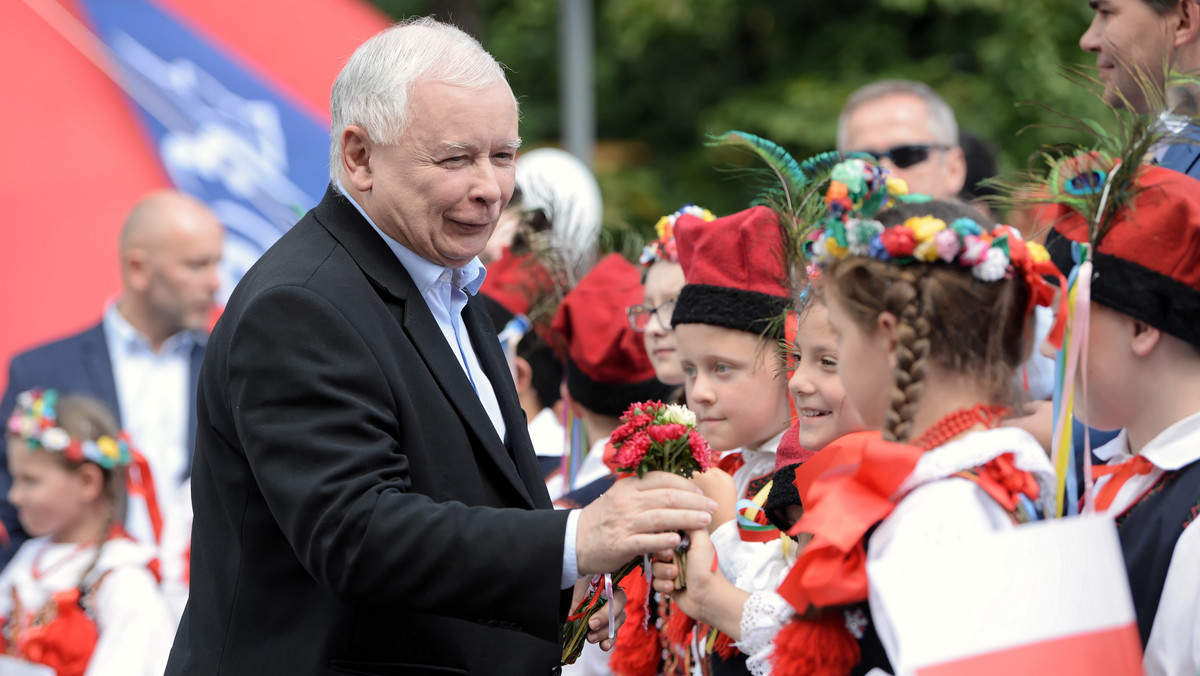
[16,391,33,409]
[972,247,1010,282]
[40,427,72,452]
[661,403,697,427]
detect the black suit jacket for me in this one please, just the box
[0,321,203,569]
[166,186,572,676]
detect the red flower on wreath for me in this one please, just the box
[880,226,916,258]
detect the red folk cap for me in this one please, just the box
[552,254,675,417]
[672,205,791,335]
[1045,165,1200,348]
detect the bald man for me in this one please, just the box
[0,190,223,568]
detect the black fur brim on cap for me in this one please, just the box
[565,357,677,419]
[672,284,789,337]
[1047,230,1200,349]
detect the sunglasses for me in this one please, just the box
[862,143,950,169]
[626,299,676,332]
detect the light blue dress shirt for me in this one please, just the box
[335,183,580,588]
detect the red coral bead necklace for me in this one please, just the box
[910,404,1010,452]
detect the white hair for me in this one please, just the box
[329,17,514,181]
[836,79,959,150]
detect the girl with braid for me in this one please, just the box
[0,389,172,676]
[762,159,1065,676]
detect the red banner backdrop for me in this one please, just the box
[0,0,391,394]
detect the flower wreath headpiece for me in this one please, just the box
[808,158,1066,339]
[639,204,715,267]
[6,389,133,470]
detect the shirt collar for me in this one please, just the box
[334,180,487,296]
[1100,410,1200,471]
[103,303,200,355]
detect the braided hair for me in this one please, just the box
[823,200,1032,442]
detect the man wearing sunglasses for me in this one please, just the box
[836,79,968,200]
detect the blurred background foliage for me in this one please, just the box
[370,0,1104,251]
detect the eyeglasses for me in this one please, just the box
[862,144,951,169]
[626,299,676,332]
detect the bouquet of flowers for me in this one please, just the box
[561,401,714,665]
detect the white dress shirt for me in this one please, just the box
[336,184,581,588]
[103,305,199,545]
[1091,411,1200,676]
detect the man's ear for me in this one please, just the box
[1171,0,1200,48]
[341,125,374,192]
[124,248,150,293]
[877,311,901,369]
[1130,319,1163,357]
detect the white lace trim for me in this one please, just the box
[896,427,1057,512]
[737,591,793,676]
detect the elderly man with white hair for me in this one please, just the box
[167,17,715,676]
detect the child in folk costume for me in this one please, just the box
[642,205,795,674]
[1042,164,1200,676]
[768,159,1063,675]
[630,205,717,389]
[1,389,172,676]
[651,277,870,676]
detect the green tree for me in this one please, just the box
[371,0,1104,246]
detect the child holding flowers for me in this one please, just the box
[651,276,871,676]
[629,205,794,675]
[0,389,173,676]
[767,161,1063,675]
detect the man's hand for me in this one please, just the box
[575,471,715,574]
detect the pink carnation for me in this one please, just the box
[615,432,652,469]
[933,228,961,263]
[959,235,990,266]
[647,423,688,444]
[688,430,713,470]
[610,420,639,446]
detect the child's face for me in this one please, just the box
[788,303,867,452]
[676,323,791,452]
[6,441,94,540]
[641,261,687,386]
[823,290,894,431]
[1077,302,1138,432]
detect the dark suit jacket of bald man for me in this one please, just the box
[166,185,572,676]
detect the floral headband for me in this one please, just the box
[6,389,133,470]
[808,158,1067,341]
[639,204,715,267]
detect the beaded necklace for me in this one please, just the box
[910,404,1010,452]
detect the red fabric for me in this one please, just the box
[610,569,660,676]
[1043,164,1200,294]
[789,431,872,509]
[778,432,923,612]
[551,254,659,386]
[1092,455,1156,512]
[963,452,1041,512]
[7,588,98,676]
[479,248,557,318]
[675,206,790,298]
[771,612,862,676]
[717,452,745,476]
[917,622,1143,676]
[776,421,816,470]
